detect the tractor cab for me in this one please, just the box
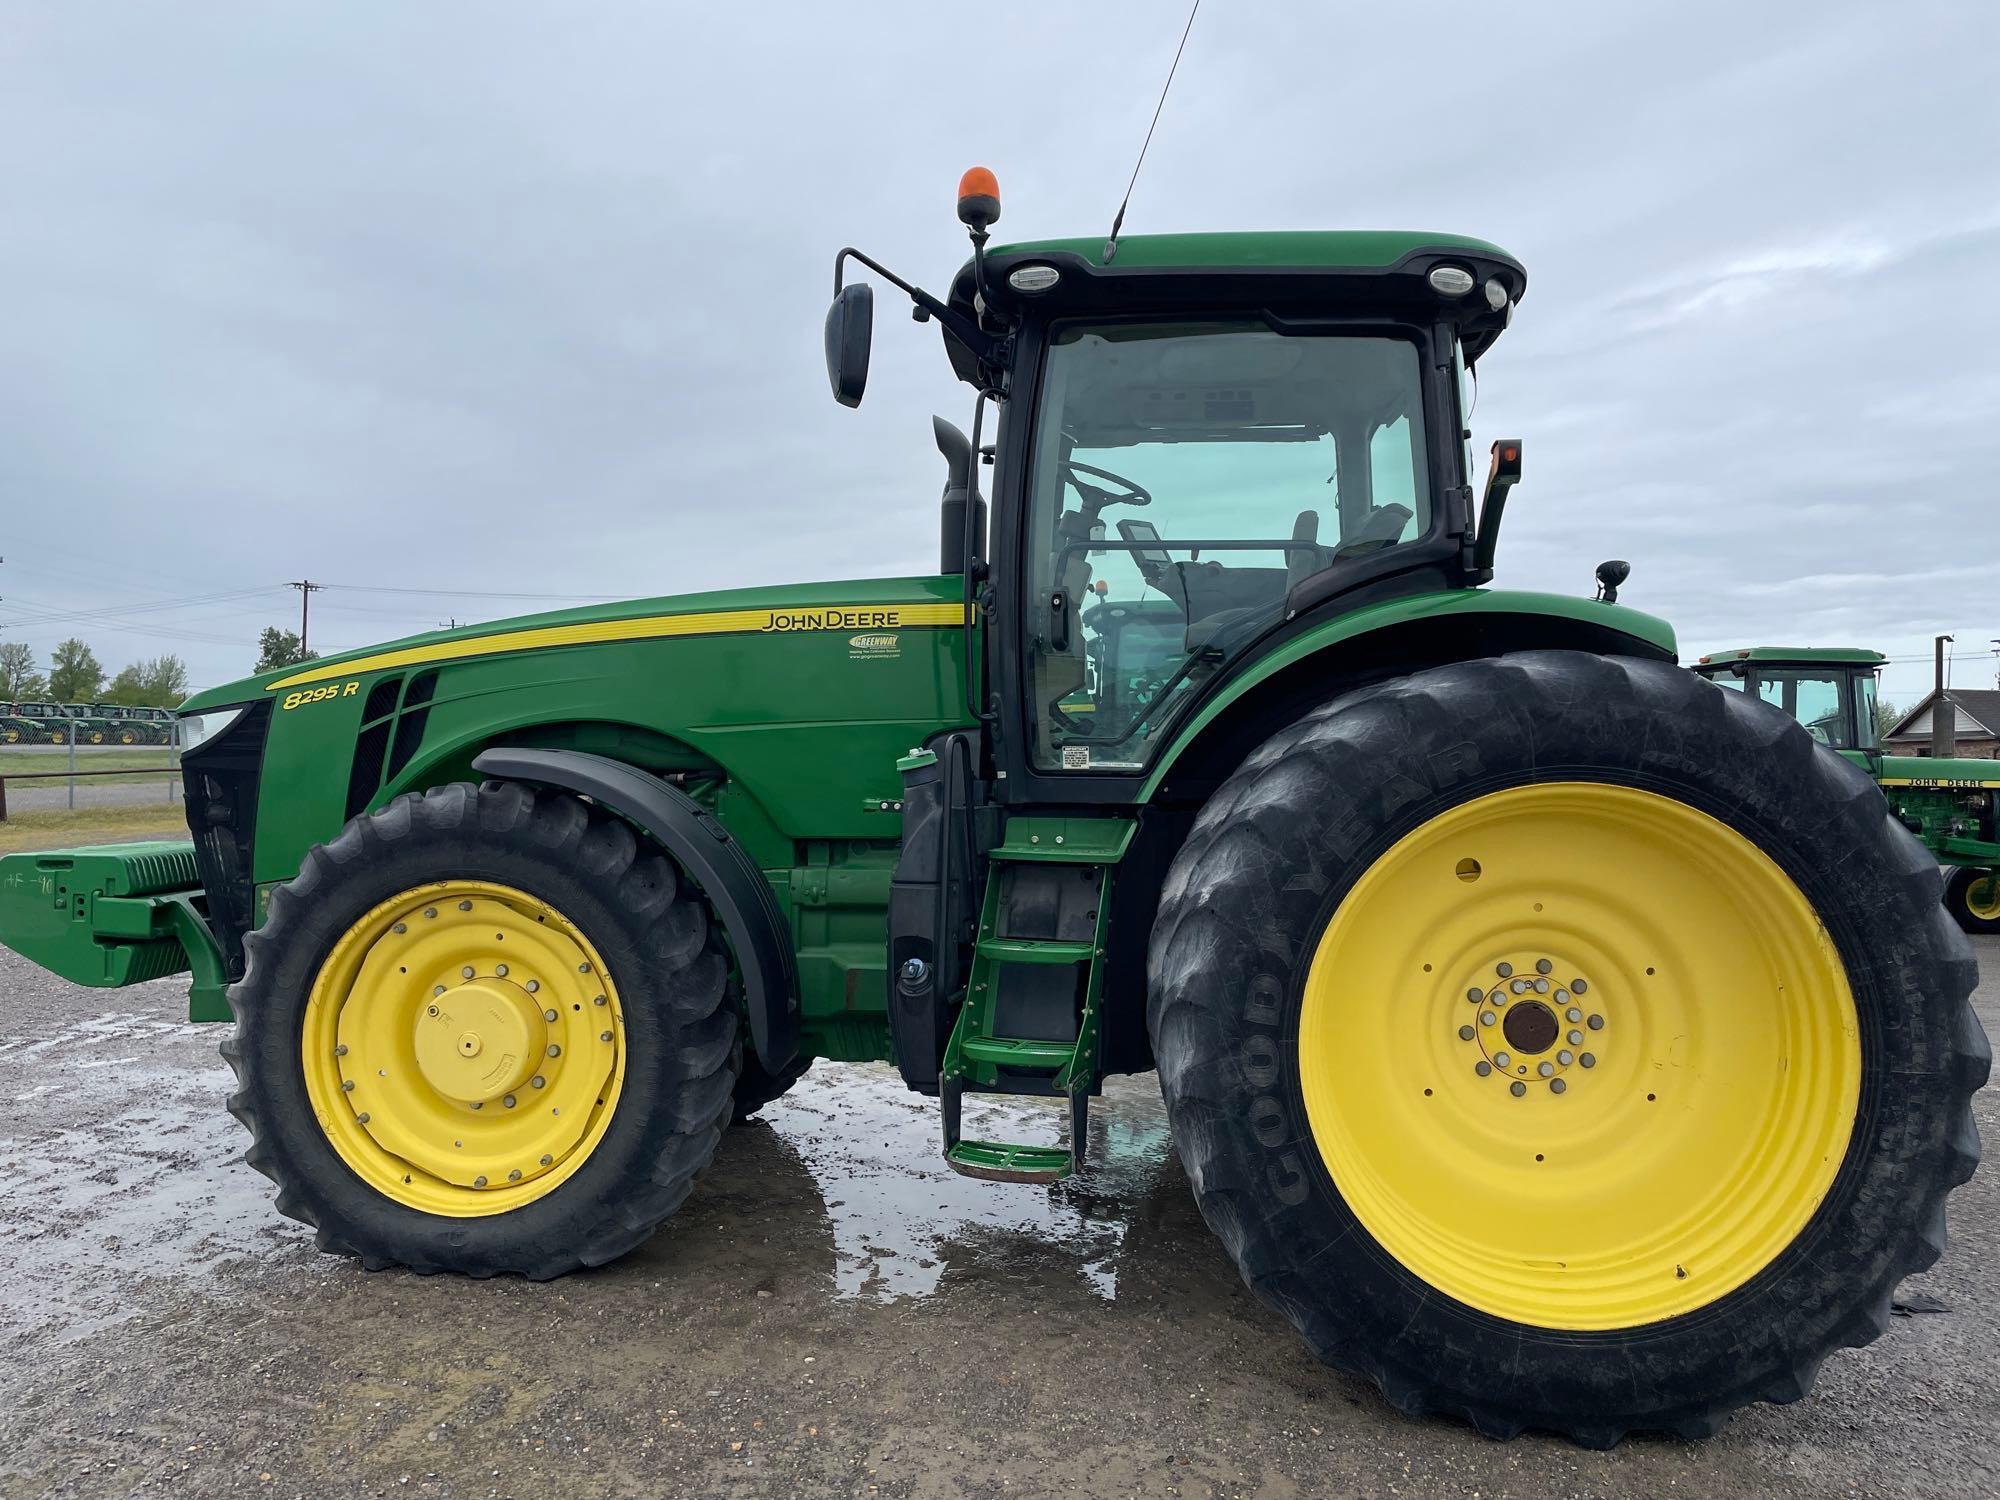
[1692,647,1885,753]
[825,171,1528,797]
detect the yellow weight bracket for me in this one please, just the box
[1297,782,1860,1331]
[300,881,628,1217]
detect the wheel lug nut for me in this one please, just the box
[1533,978,1549,993]
[1587,1014,1605,1030]
[1568,1030,1583,1045]
[462,966,476,979]
[1475,1061,1492,1077]
[473,1175,487,1187]
[593,994,607,1007]
[1510,1081,1526,1097]
[1494,1051,1511,1068]
[1466,988,1483,1003]
[544,1009,558,1023]
[599,1030,613,1043]
[1558,1050,1574,1065]
[1555,989,1569,1003]
[1535,958,1553,974]
[578,962,591,973]
[355,1112,370,1124]
[433,985,446,998]
[424,908,438,919]
[531,1076,545,1089]
[1572,979,1588,995]
[341,1080,354,1092]
[1537,1061,1554,1077]
[471,1101,483,1110]
[392,922,407,935]
[1458,1025,1475,1041]
[1511,979,1527,993]
[548,1044,561,1057]
[334,1044,348,1057]
[496,964,509,977]
[503,1094,516,1108]
[1550,1078,1567,1094]
[1481,1011,1497,1026]
[1495,962,1513,978]
[1580,1053,1596,1068]
[539,1154,553,1166]
[459,900,473,911]
[507,1169,522,1182]
[1566,1007,1582,1023]
[526,980,541,994]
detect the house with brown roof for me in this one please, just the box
[1883,689,2000,759]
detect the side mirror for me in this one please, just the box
[824,282,874,408]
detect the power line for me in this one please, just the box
[317,582,630,601]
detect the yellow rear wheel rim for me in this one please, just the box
[1298,782,1860,1331]
[301,880,627,1216]
[1963,873,2000,921]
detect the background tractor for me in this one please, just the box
[3,699,78,744]
[0,172,1983,1447]
[1693,646,2000,934]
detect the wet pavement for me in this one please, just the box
[1,941,1995,1499]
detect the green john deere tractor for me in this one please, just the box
[6,699,77,744]
[0,172,1984,1446]
[1692,647,2000,934]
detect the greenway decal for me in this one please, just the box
[265,602,967,690]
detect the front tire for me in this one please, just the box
[223,780,741,1278]
[1945,866,2000,936]
[1148,651,1985,1445]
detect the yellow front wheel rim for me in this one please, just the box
[1298,783,1860,1331]
[1963,873,2000,921]
[301,881,627,1216]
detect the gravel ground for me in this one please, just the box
[0,940,1993,1499]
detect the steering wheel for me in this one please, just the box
[1063,460,1151,510]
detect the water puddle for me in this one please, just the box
[759,1062,1176,1302]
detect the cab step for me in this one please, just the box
[938,817,1132,1182]
[944,1139,1075,1184]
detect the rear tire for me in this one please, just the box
[1945,866,2000,936]
[1148,651,1985,1445]
[223,780,741,1279]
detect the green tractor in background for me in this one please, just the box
[61,702,114,744]
[87,703,160,746]
[1692,647,2000,934]
[0,171,1983,1446]
[4,699,78,744]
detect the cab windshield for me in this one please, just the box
[1024,319,1435,771]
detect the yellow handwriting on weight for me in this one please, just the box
[282,681,361,712]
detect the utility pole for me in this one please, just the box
[288,579,323,655]
[1932,633,1955,759]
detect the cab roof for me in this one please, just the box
[1693,647,1887,668]
[947,229,1526,381]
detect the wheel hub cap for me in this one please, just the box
[300,881,627,1216]
[1297,782,1860,1331]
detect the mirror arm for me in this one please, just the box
[833,247,997,365]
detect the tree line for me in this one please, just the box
[0,623,319,708]
[0,638,189,706]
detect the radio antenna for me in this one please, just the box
[1104,0,1200,264]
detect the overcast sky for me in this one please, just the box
[1,1,1994,708]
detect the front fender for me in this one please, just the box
[472,747,800,1070]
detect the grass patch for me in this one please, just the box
[0,746,179,787]
[0,803,189,854]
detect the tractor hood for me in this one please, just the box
[179,576,970,714]
[1876,754,2000,789]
